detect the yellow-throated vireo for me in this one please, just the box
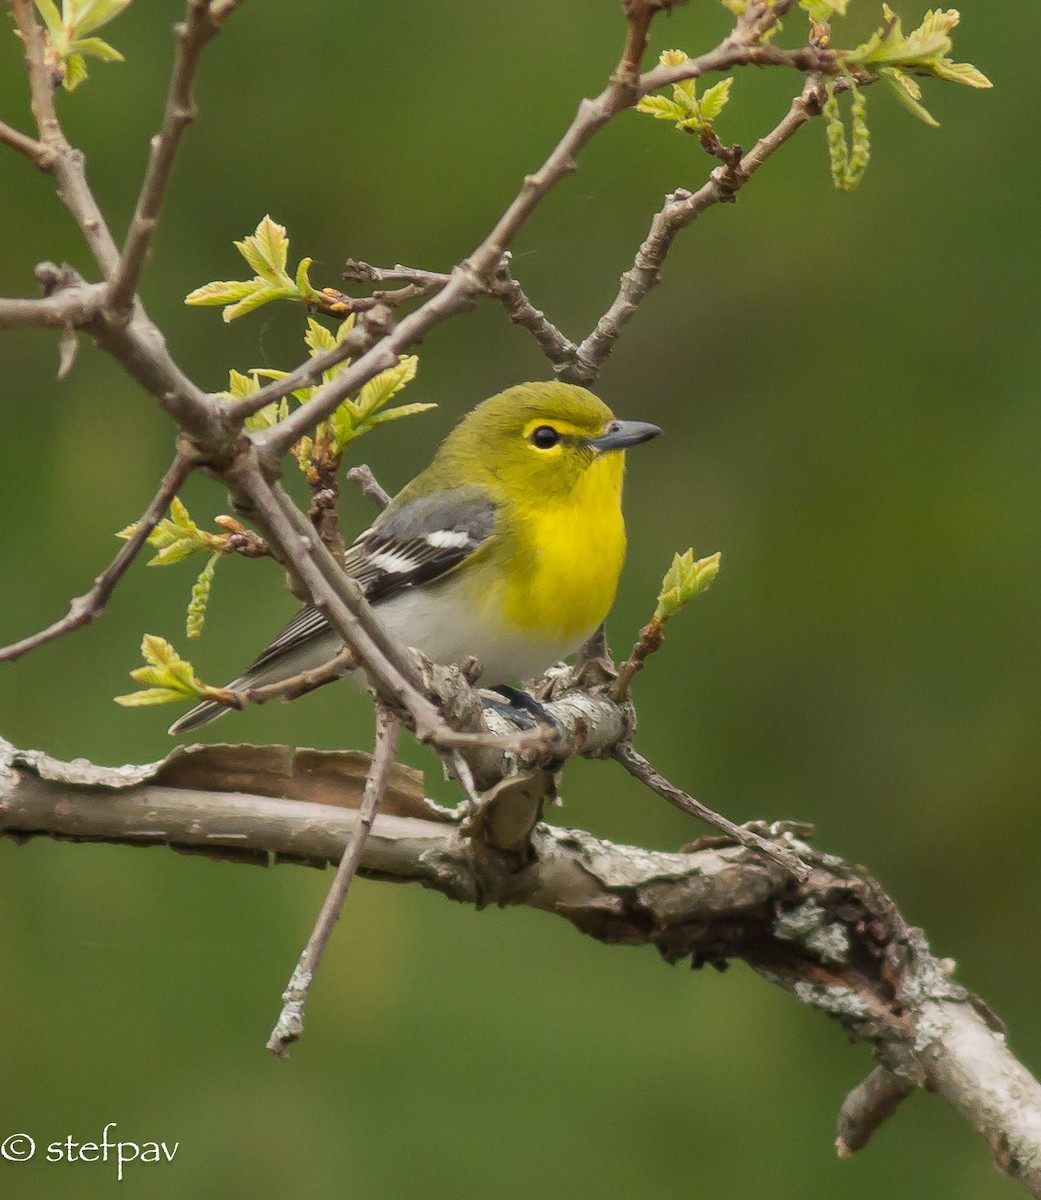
[169,381,660,733]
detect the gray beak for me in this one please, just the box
[588,419,662,452]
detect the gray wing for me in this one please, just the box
[346,486,497,602]
[247,486,497,670]
[168,487,496,735]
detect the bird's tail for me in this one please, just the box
[167,606,345,737]
[167,694,232,736]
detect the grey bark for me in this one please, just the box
[2,735,1041,1195]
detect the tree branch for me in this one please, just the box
[3,735,1040,1196]
[565,78,824,383]
[0,117,44,165]
[255,17,812,458]
[614,741,808,878]
[0,453,196,664]
[107,0,242,316]
[0,278,104,330]
[836,1065,914,1156]
[266,708,401,1057]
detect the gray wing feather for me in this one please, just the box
[168,487,496,735]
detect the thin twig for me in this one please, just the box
[566,78,824,383]
[10,0,121,277]
[612,615,665,701]
[342,260,452,289]
[9,0,60,149]
[211,648,356,713]
[266,708,401,1057]
[108,0,240,316]
[8,6,223,444]
[225,304,395,424]
[0,117,44,164]
[0,282,104,330]
[345,464,391,510]
[256,19,807,458]
[613,741,809,878]
[0,453,195,664]
[489,257,579,371]
[836,1066,915,1157]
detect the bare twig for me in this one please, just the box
[225,304,395,424]
[613,741,808,878]
[340,258,579,371]
[342,261,452,290]
[0,281,104,330]
[345,464,391,510]
[266,708,401,1057]
[0,117,44,165]
[8,8,226,445]
[257,20,810,459]
[10,0,121,276]
[836,1066,914,1156]
[0,453,195,664]
[211,647,356,713]
[565,78,825,383]
[107,0,242,316]
[489,257,579,371]
[612,615,666,701]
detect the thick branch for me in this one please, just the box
[3,736,1041,1195]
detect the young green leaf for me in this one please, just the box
[653,549,721,624]
[71,0,133,37]
[68,36,124,62]
[697,78,734,124]
[32,0,131,91]
[185,216,324,322]
[117,496,225,565]
[799,0,849,20]
[635,95,689,123]
[234,215,290,285]
[636,50,733,134]
[845,6,992,100]
[114,634,211,707]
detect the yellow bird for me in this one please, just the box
[170,381,660,733]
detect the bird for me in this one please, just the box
[169,381,661,734]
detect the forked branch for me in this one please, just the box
[3,736,1041,1197]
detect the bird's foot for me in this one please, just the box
[481,685,558,730]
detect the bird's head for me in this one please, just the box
[438,382,661,502]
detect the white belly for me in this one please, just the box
[376,584,591,685]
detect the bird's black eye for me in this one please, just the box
[530,425,561,449]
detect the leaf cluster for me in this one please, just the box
[844,6,991,128]
[654,549,721,624]
[184,216,324,322]
[241,317,430,482]
[636,50,733,134]
[114,635,213,708]
[30,0,130,91]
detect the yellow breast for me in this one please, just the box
[498,452,626,637]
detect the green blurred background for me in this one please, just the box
[1,2,1036,1197]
